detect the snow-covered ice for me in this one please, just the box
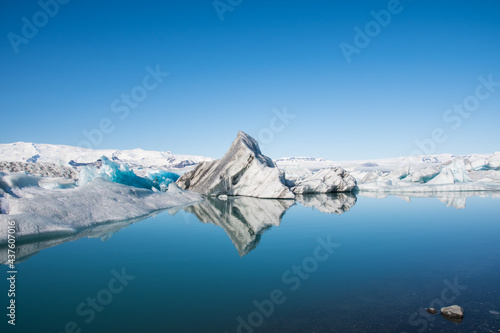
[0,142,212,172]
[0,175,202,244]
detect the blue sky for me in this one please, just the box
[1,0,499,160]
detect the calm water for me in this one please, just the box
[2,193,500,333]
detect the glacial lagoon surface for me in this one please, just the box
[2,193,500,333]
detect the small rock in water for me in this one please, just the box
[425,308,439,315]
[440,305,464,323]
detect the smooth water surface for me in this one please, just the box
[2,193,500,333]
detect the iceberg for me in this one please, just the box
[291,167,356,194]
[0,172,40,194]
[177,131,295,199]
[463,152,500,171]
[279,164,313,187]
[0,176,202,244]
[143,170,180,192]
[37,177,76,190]
[410,166,440,183]
[356,157,500,193]
[0,172,77,203]
[357,167,500,193]
[488,152,500,170]
[78,156,178,192]
[427,159,472,184]
[2,139,499,202]
[386,165,411,181]
[359,170,386,184]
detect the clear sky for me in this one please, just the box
[1,0,499,160]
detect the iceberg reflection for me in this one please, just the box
[183,193,358,256]
[357,191,500,209]
[5,190,496,264]
[0,211,165,265]
[183,196,295,256]
[295,193,357,214]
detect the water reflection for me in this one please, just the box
[296,193,357,214]
[0,212,163,265]
[357,190,500,209]
[3,191,498,264]
[183,196,295,256]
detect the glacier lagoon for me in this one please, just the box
[1,193,500,333]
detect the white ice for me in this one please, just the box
[0,175,202,244]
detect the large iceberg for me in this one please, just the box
[291,167,356,194]
[0,175,202,244]
[177,131,295,199]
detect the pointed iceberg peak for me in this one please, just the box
[234,130,263,154]
[237,130,256,141]
[177,131,294,199]
[230,130,261,156]
[229,130,274,167]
